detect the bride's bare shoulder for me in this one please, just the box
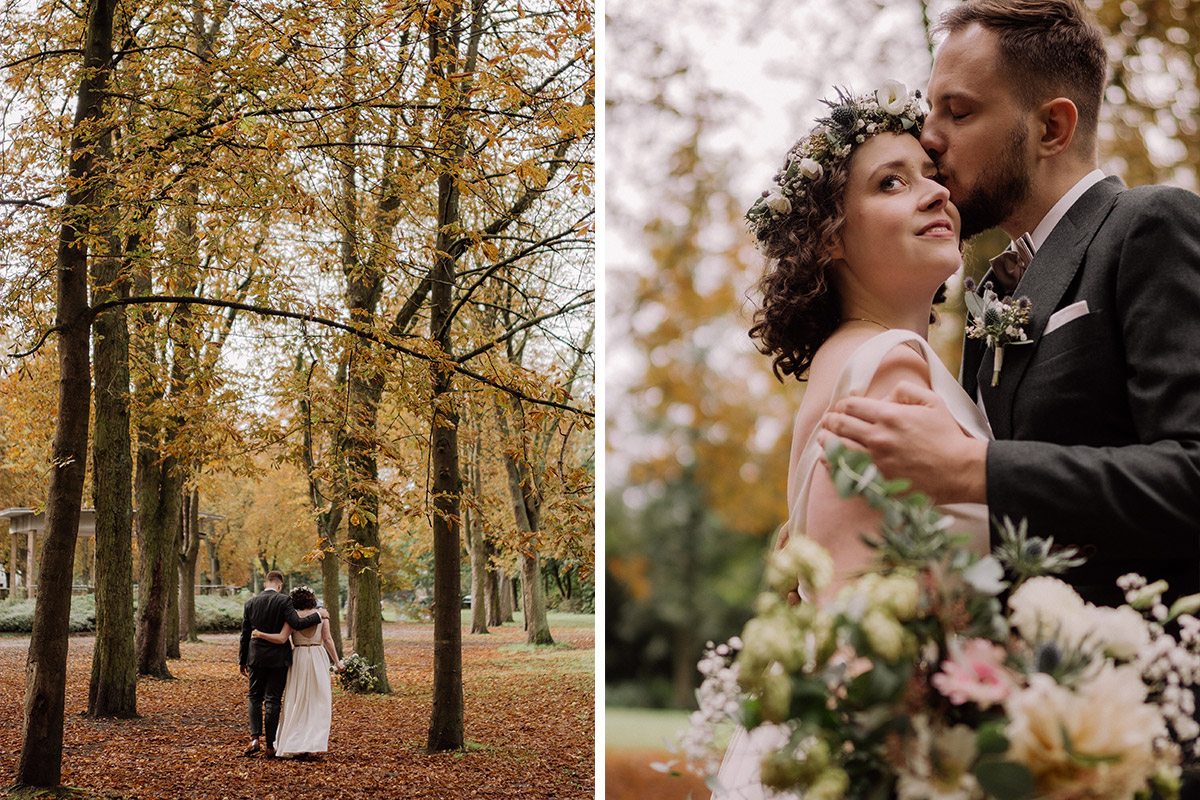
[799,330,932,416]
[792,330,877,427]
[805,329,877,388]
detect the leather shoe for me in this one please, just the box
[243,740,261,757]
[264,745,276,759]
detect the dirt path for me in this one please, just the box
[0,620,594,799]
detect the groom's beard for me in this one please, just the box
[950,124,1033,239]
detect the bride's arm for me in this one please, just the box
[807,345,934,594]
[251,623,293,644]
[319,618,344,671]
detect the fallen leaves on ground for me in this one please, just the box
[0,620,594,799]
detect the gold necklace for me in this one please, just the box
[842,317,890,331]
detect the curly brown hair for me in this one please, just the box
[290,586,317,610]
[748,148,854,382]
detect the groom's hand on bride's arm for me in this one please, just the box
[818,381,988,505]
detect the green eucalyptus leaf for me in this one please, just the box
[976,720,1010,754]
[973,761,1035,800]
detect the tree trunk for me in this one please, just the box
[465,436,488,635]
[134,449,182,678]
[495,399,553,646]
[427,329,464,750]
[88,221,137,719]
[425,0,488,753]
[16,0,116,785]
[179,486,202,643]
[335,10,394,689]
[300,351,347,657]
[166,499,182,659]
[520,551,552,645]
[345,562,356,645]
[498,572,515,622]
[321,517,344,656]
[484,556,503,627]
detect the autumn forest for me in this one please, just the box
[0,0,594,797]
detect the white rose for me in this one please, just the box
[1008,576,1092,648]
[762,190,791,215]
[1089,605,1151,660]
[797,157,823,181]
[876,79,910,115]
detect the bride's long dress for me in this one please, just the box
[712,330,994,799]
[275,623,333,757]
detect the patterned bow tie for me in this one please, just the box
[988,232,1036,293]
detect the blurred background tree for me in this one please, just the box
[604,0,1199,793]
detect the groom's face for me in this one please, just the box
[922,24,1036,238]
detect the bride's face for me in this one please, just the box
[830,133,962,301]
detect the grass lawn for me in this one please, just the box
[604,707,710,800]
[604,706,692,751]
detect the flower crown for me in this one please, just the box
[746,81,927,240]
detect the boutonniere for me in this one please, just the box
[964,277,1032,386]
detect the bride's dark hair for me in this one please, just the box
[290,586,317,610]
[748,156,852,382]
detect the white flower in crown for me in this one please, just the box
[797,157,823,181]
[876,79,911,115]
[763,190,791,215]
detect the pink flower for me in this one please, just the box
[931,638,1013,709]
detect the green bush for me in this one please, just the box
[195,594,246,632]
[0,592,247,634]
[0,597,36,633]
[68,593,96,632]
[0,594,95,633]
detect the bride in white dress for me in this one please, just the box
[252,587,345,759]
[715,87,993,798]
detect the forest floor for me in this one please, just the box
[0,614,594,799]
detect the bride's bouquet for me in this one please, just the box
[679,443,1200,800]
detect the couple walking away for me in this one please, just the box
[239,570,345,759]
[719,0,1200,796]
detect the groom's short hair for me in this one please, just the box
[265,570,285,585]
[938,0,1106,152]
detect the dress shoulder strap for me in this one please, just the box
[786,329,976,534]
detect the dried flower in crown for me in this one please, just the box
[746,80,927,240]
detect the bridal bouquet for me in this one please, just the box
[680,443,1200,800]
[336,652,379,693]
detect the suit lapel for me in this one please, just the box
[975,176,1124,437]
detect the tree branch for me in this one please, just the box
[436,214,592,342]
[455,292,593,364]
[83,295,592,418]
[8,326,63,359]
[1,49,83,71]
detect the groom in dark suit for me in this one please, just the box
[239,570,321,757]
[821,0,1200,608]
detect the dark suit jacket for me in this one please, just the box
[238,588,321,669]
[962,177,1200,606]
